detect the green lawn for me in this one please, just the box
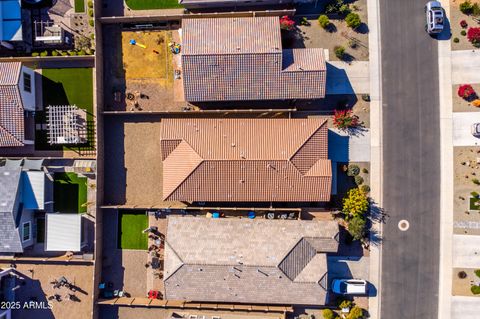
[125,0,183,10]
[38,68,95,153]
[53,173,88,214]
[74,0,85,12]
[118,212,148,250]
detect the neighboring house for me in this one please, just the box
[0,268,16,319]
[179,0,292,10]
[164,217,339,305]
[181,17,326,102]
[0,167,45,255]
[0,62,36,147]
[0,0,23,43]
[160,118,332,202]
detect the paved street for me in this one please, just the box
[452,113,480,146]
[380,0,441,318]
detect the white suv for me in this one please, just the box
[332,279,368,295]
[425,1,445,34]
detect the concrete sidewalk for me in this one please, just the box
[451,50,480,84]
[326,61,370,94]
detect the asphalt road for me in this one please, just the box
[380,0,441,318]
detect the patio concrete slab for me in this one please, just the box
[452,296,480,319]
[452,234,480,268]
[453,112,480,146]
[326,61,370,94]
[328,129,371,162]
[451,50,480,85]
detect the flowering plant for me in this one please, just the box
[333,109,359,129]
[279,16,295,31]
[467,27,480,46]
[458,84,476,100]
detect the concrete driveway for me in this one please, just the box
[452,51,480,85]
[327,256,370,281]
[328,129,371,162]
[453,113,480,146]
[326,61,370,94]
[452,296,480,319]
[452,234,480,268]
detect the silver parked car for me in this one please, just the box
[425,1,444,34]
[332,279,368,295]
[472,123,480,137]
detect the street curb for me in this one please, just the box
[367,0,383,317]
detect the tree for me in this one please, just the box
[342,188,369,220]
[460,0,473,14]
[345,12,362,29]
[347,216,366,240]
[347,164,360,176]
[334,46,346,59]
[333,109,359,129]
[346,306,364,319]
[322,309,336,319]
[318,15,330,29]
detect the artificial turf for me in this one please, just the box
[53,173,88,214]
[74,0,85,12]
[125,0,183,10]
[118,212,148,250]
[38,68,95,152]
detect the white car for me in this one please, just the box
[472,123,480,137]
[425,1,444,35]
[332,279,368,295]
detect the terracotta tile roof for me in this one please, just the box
[181,17,326,102]
[164,217,338,305]
[0,62,21,85]
[0,64,24,147]
[161,118,332,202]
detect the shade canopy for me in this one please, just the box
[45,214,82,251]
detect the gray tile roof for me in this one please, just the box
[181,17,326,102]
[164,217,338,305]
[0,167,23,253]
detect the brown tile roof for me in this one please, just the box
[164,217,338,305]
[161,118,332,202]
[0,62,24,147]
[181,17,326,102]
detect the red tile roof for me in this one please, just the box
[181,17,327,102]
[0,62,24,147]
[161,118,332,202]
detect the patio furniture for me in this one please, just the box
[3,159,23,169]
[151,257,160,269]
[23,159,44,171]
[113,290,124,297]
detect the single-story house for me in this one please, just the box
[160,118,332,202]
[0,167,46,254]
[0,62,36,147]
[181,17,326,102]
[164,217,339,305]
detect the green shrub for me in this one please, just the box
[361,94,370,102]
[40,50,48,57]
[88,0,93,7]
[471,191,479,198]
[348,216,366,241]
[460,1,473,14]
[51,50,59,56]
[77,50,86,56]
[345,12,362,29]
[88,9,94,17]
[355,175,364,186]
[473,3,480,16]
[338,299,352,309]
[322,309,336,319]
[89,19,94,27]
[346,306,364,319]
[347,164,360,176]
[334,46,345,59]
[318,15,330,28]
[90,33,95,39]
[473,178,480,185]
[338,3,350,15]
[61,51,68,56]
[475,269,480,278]
[68,51,77,56]
[454,37,460,43]
[461,30,467,36]
[362,168,369,174]
[361,185,370,193]
[471,285,480,294]
[31,52,39,57]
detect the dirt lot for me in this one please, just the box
[452,267,480,296]
[453,84,480,112]
[0,263,94,319]
[450,0,480,50]
[102,25,184,112]
[293,0,369,61]
[453,146,480,235]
